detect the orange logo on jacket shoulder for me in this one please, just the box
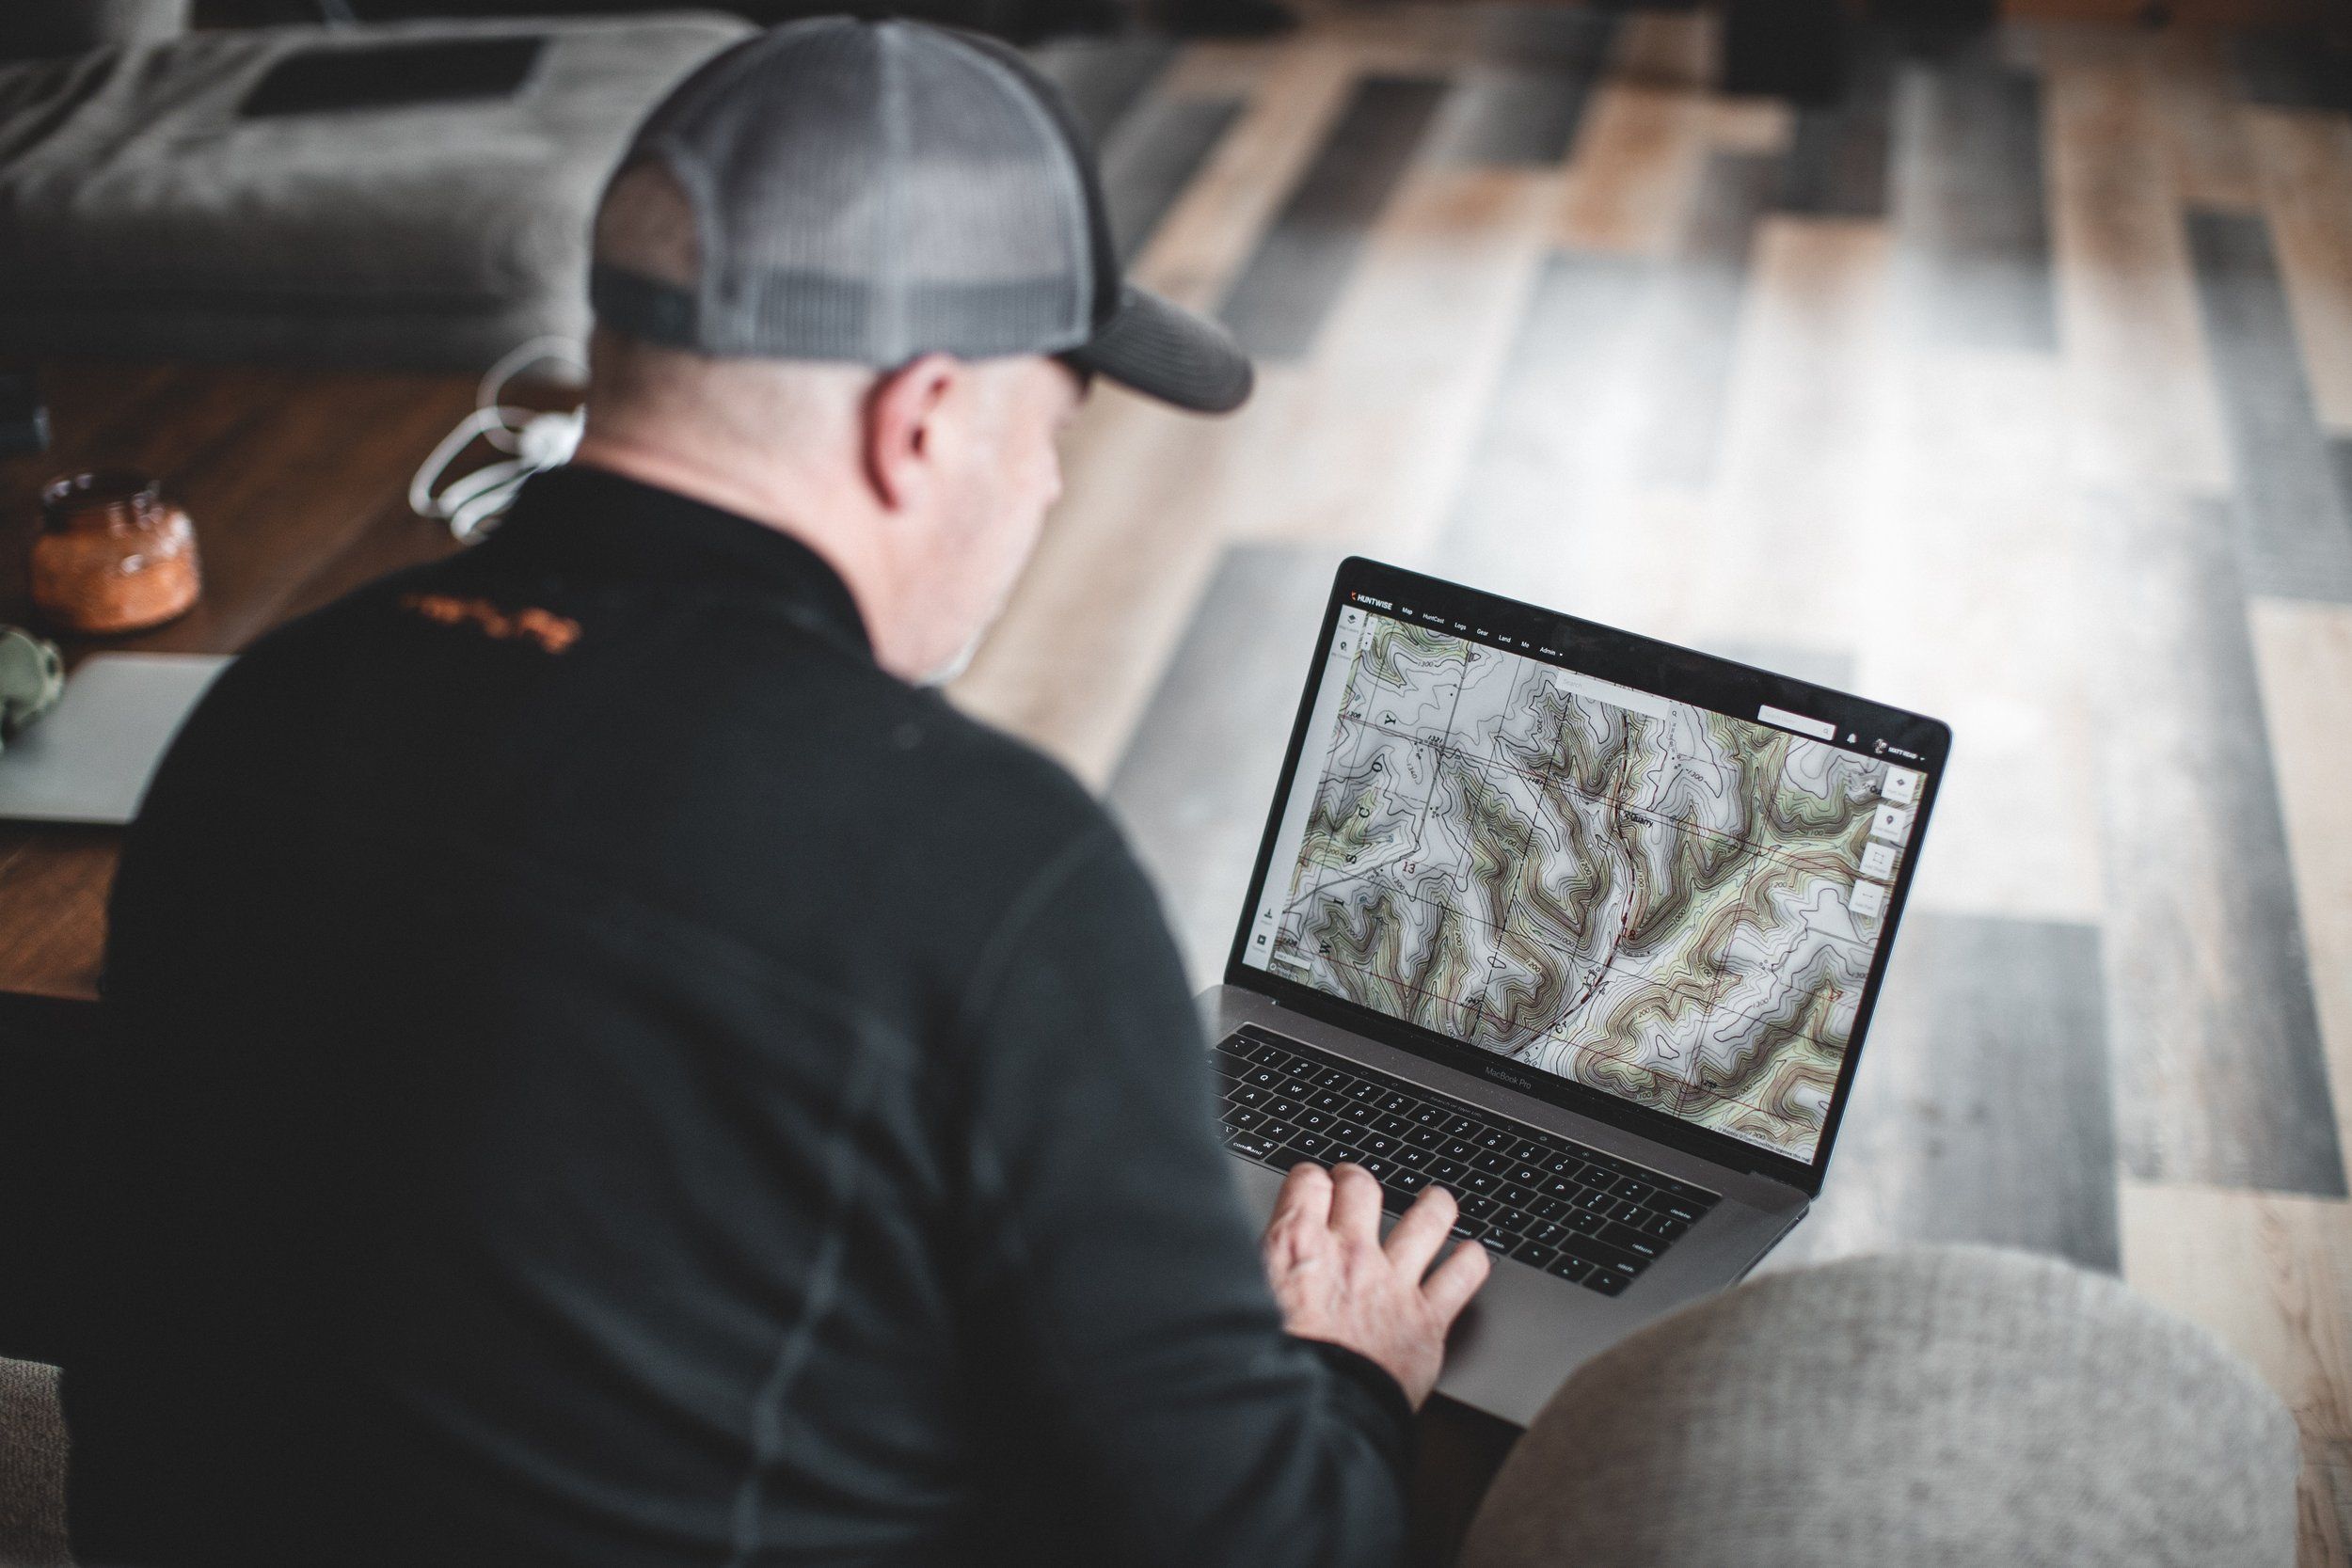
[400,594,580,654]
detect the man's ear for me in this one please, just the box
[864,354,960,514]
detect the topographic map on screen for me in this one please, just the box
[1260,610,1915,1161]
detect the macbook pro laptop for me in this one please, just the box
[1200,558,1950,1425]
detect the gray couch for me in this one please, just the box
[0,1357,66,1568]
[0,11,751,370]
[2,1247,2297,1567]
[1463,1247,2298,1568]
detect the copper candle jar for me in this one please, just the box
[30,469,202,635]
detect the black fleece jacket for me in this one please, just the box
[61,465,1412,1568]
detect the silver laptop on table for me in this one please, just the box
[1200,557,1950,1426]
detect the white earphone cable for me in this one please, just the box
[411,337,590,543]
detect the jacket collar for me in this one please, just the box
[485,464,874,659]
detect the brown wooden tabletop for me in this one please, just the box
[0,359,483,1001]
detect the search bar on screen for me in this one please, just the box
[1758,705,1837,741]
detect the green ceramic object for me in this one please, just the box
[0,626,65,745]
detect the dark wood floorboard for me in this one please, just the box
[1107,543,1346,986]
[1027,35,1180,147]
[2185,208,2352,603]
[1436,8,1617,166]
[2232,29,2352,112]
[1216,76,1451,360]
[1777,32,1894,218]
[1762,913,2120,1275]
[2094,490,2346,1196]
[1893,50,2057,351]
[1103,94,1248,263]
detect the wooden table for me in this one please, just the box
[0,359,482,1000]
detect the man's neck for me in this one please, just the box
[568,433,900,658]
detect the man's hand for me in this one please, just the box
[1260,1162,1491,1408]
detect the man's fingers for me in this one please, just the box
[1420,1234,1492,1325]
[1382,1184,1457,1278]
[1269,1159,1334,1233]
[1327,1163,1383,1241]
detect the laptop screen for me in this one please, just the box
[1233,562,1948,1175]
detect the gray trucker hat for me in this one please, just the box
[590,17,1253,414]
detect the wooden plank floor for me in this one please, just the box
[951,8,2352,1559]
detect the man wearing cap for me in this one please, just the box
[61,19,1488,1567]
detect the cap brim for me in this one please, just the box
[1065,285,1253,414]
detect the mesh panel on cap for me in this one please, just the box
[613,18,1091,364]
[891,33,1091,357]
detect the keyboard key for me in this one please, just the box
[1582,1269,1629,1297]
[1640,1211,1690,1240]
[1259,1119,1298,1145]
[1374,1114,1411,1137]
[1410,1104,1447,1127]
[1224,1107,1265,1132]
[1312,1069,1349,1090]
[1440,1138,1479,1163]
[1266,1097,1301,1119]
[1498,1183,1535,1210]
[1325,1145,1364,1165]
[1477,1231,1514,1253]
[1379,1093,1415,1115]
[1474,1127,1514,1151]
[1458,1194,1497,1218]
[1558,1234,1644,1278]
[1289,1131,1328,1158]
[1600,1221,1663,1259]
[1511,1140,1551,1165]
[1511,1242,1559,1269]
[1359,1133,1397,1158]
[1506,1163,1544,1187]
[1546,1256,1592,1285]
[1473,1151,1513,1175]
[1245,1067,1282,1090]
[1347,1081,1382,1102]
[1310,1090,1347,1114]
[1462,1171,1500,1195]
[1392,1168,1431,1196]
[1532,1196,1567,1221]
[1356,1155,1393,1180]
[1296,1110,1331,1132]
[1427,1159,1467,1184]
[1226,1130,1277,1159]
[1451,1217,1487,1240]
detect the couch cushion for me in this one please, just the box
[1462,1246,2299,1568]
[0,1358,66,1568]
[0,14,750,366]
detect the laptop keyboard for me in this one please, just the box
[1215,1025,1719,1297]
